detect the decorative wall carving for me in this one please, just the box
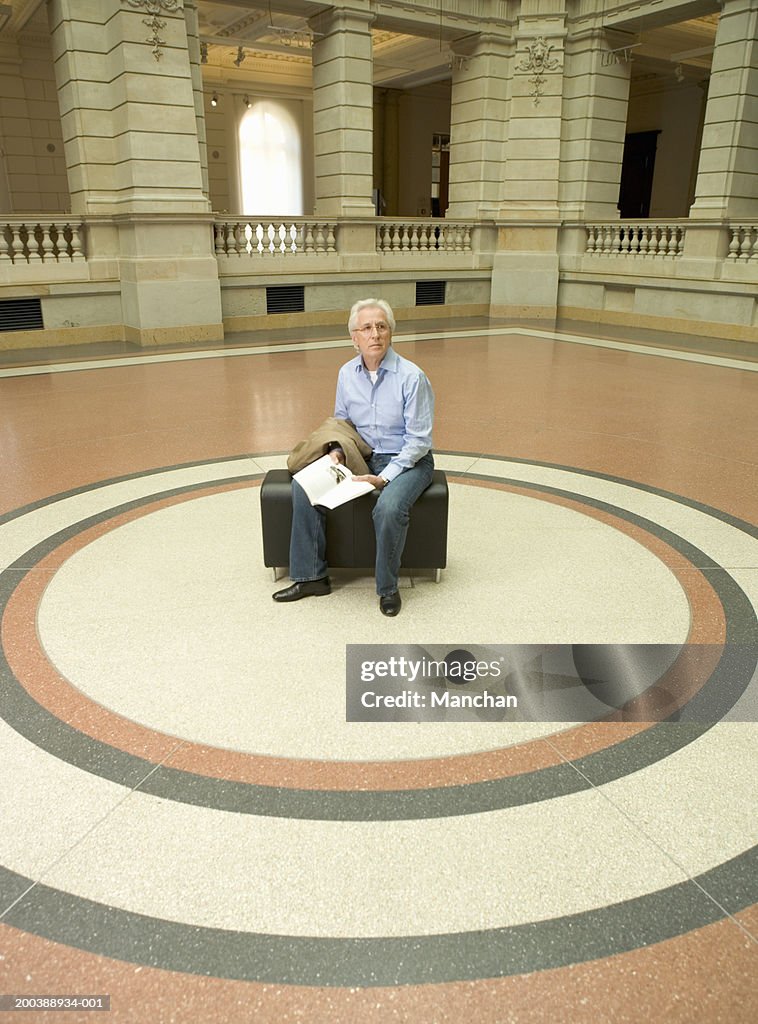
[516,36,561,106]
[124,0,184,62]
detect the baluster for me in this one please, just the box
[305,222,315,253]
[0,225,9,261]
[292,222,302,253]
[224,222,235,255]
[726,227,741,260]
[376,224,384,253]
[673,227,684,257]
[69,223,85,262]
[741,227,751,261]
[40,224,55,262]
[409,224,419,251]
[27,224,42,262]
[276,222,285,254]
[214,223,226,255]
[662,226,673,257]
[399,224,409,251]
[610,225,621,254]
[420,224,431,251]
[235,222,244,254]
[737,227,750,261]
[620,225,631,254]
[10,225,25,263]
[232,222,244,255]
[463,224,472,251]
[639,225,650,256]
[585,226,595,254]
[326,222,336,252]
[391,224,401,251]
[315,223,326,252]
[749,227,758,262]
[263,223,273,254]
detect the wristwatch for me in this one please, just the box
[378,475,389,487]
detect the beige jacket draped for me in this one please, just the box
[286,417,373,476]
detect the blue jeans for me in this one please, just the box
[289,452,435,595]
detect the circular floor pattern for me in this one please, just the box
[0,452,756,984]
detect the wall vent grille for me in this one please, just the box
[0,298,44,332]
[266,285,305,314]
[416,280,446,306]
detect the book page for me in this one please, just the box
[292,454,375,508]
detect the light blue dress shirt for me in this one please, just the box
[334,346,434,483]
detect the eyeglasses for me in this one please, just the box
[354,322,390,337]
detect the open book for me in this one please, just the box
[293,454,376,509]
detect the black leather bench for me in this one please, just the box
[260,469,448,581]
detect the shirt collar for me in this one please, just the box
[353,346,399,374]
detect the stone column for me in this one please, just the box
[690,0,758,220]
[47,0,222,346]
[446,31,512,219]
[381,89,399,216]
[309,4,375,217]
[559,28,632,220]
[491,7,567,320]
[184,0,209,201]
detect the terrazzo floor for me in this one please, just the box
[0,317,756,1023]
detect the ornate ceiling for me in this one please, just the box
[197,1,717,90]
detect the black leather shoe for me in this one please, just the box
[273,577,331,602]
[379,591,402,616]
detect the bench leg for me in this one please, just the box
[435,568,441,584]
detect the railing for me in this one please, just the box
[586,222,685,257]
[214,219,337,256]
[376,220,474,253]
[727,224,757,262]
[0,220,85,263]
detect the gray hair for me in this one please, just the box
[348,298,396,334]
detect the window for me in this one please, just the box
[239,101,303,215]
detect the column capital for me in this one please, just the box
[309,5,376,37]
[450,29,514,59]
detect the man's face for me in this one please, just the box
[351,306,392,367]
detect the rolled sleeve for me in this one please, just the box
[382,372,434,481]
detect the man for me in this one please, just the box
[273,298,435,616]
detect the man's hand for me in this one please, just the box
[353,474,388,489]
[329,448,346,465]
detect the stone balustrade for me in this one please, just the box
[213,219,338,256]
[727,224,758,262]
[376,220,474,253]
[0,220,85,264]
[586,222,686,258]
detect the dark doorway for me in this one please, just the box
[431,134,450,217]
[618,130,660,218]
